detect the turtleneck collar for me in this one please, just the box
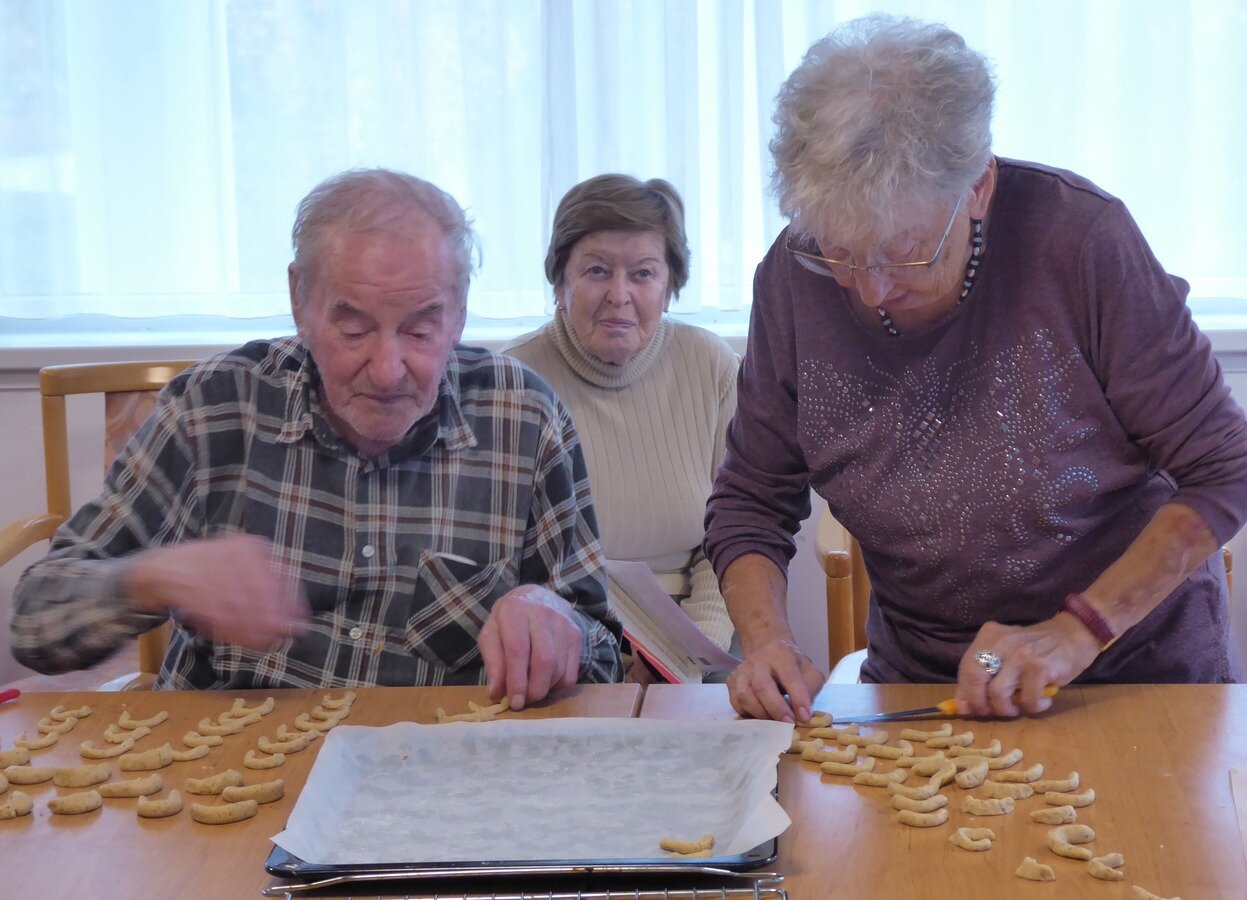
[549,304,670,390]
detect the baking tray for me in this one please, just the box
[264,833,778,883]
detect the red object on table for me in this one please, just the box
[0,687,21,705]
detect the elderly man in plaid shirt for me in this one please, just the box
[12,168,623,707]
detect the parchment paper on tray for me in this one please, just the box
[273,717,792,865]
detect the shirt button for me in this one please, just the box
[348,626,364,640]
[361,544,375,559]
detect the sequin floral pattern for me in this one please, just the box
[798,328,1099,626]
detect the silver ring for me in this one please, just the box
[975,650,1002,676]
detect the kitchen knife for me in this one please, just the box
[833,685,1059,724]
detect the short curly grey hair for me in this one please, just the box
[290,168,480,306]
[770,14,995,243]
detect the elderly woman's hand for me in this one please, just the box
[954,615,1101,717]
[727,639,825,723]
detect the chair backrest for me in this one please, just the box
[816,499,1234,670]
[39,361,198,681]
[815,505,868,668]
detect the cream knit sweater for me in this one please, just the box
[504,310,739,650]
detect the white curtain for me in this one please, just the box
[2,0,1244,324]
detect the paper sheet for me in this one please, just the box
[273,717,792,865]
[1231,769,1247,866]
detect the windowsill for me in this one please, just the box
[3,300,1246,373]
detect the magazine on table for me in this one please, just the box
[604,559,741,684]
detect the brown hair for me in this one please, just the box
[545,174,690,297]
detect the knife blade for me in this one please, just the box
[834,685,1059,724]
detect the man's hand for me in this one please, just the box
[726,638,826,723]
[954,615,1100,717]
[479,585,585,710]
[124,534,311,651]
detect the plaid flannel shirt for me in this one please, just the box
[11,338,623,689]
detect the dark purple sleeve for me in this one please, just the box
[704,240,813,581]
[1082,200,1247,544]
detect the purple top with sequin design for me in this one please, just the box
[706,158,1247,684]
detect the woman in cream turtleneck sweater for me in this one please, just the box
[505,174,739,680]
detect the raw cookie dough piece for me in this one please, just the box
[0,791,33,819]
[244,749,285,770]
[80,739,134,759]
[1030,805,1077,825]
[48,789,103,815]
[119,744,174,772]
[894,808,949,828]
[980,780,1033,801]
[196,717,243,737]
[659,834,715,854]
[190,798,258,824]
[925,731,973,749]
[1089,857,1126,881]
[53,764,111,788]
[0,748,32,768]
[36,716,78,735]
[14,731,58,751]
[853,769,907,787]
[949,827,995,851]
[50,704,93,721]
[961,796,1014,816]
[221,779,284,805]
[99,773,164,798]
[137,790,183,819]
[182,731,224,749]
[1044,788,1095,808]
[185,769,245,795]
[1016,857,1056,882]
[1048,824,1096,860]
[899,724,952,741]
[1129,887,1178,900]
[990,763,1043,783]
[321,691,355,710]
[1032,772,1079,793]
[4,765,57,785]
[170,744,210,762]
[105,724,150,744]
[119,710,169,729]
[891,793,947,813]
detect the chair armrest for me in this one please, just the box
[0,514,65,567]
[815,509,853,578]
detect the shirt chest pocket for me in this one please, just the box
[405,551,516,672]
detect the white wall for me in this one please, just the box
[4,338,1246,687]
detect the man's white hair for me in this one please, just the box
[290,168,480,305]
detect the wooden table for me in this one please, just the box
[0,684,641,899]
[640,682,1247,899]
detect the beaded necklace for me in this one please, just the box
[877,218,984,337]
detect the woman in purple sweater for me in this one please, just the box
[705,14,1247,723]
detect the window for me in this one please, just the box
[3,0,1244,335]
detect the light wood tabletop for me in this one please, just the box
[640,682,1247,899]
[0,683,642,899]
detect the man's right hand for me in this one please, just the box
[124,534,311,651]
[726,638,825,723]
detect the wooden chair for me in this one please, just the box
[815,500,1233,678]
[0,360,197,690]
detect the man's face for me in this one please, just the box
[291,215,465,457]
